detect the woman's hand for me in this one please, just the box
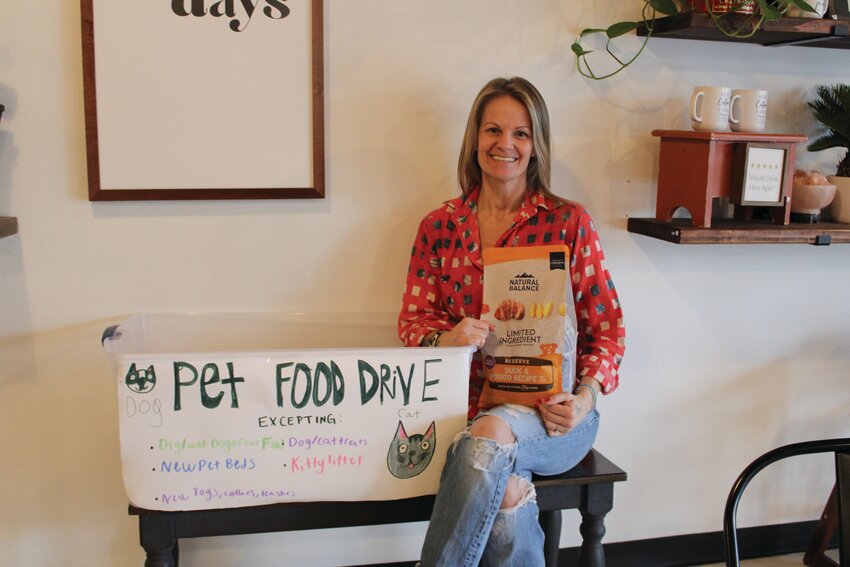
[536,387,594,436]
[438,318,495,348]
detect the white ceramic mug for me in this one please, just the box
[690,86,731,132]
[729,89,768,133]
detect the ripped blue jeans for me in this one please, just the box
[420,404,599,567]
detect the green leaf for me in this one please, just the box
[580,27,607,37]
[809,84,850,144]
[756,0,783,20]
[571,42,592,57]
[606,21,640,38]
[787,0,817,12]
[807,132,847,153]
[648,0,680,16]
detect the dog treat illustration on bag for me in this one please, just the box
[494,299,525,320]
[479,245,578,408]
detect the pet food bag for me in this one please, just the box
[479,245,578,408]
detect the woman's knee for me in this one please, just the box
[500,474,536,511]
[470,415,516,445]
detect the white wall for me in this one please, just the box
[2,1,849,565]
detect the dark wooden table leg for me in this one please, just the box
[138,514,178,567]
[578,483,614,567]
[539,509,562,567]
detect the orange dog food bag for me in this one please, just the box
[478,245,577,408]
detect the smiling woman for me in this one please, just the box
[458,78,553,201]
[397,77,625,566]
[476,96,536,249]
[476,96,534,192]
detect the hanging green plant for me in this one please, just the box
[571,0,680,81]
[705,0,816,38]
[572,0,816,80]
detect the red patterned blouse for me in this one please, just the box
[398,187,625,418]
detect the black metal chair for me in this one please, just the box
[723,438,850,566]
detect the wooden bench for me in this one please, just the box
[130,449,626,567]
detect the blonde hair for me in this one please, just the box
[457,77,558,202]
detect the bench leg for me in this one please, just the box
[539,509,562,567]
[578,484,614,567]
[138,514,178,567]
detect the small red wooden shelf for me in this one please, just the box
[652,130,807,228]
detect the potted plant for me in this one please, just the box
[807,84,850,223]
[572,0,816,80]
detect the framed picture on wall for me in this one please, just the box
[828,0,850,19]
[81,0,325,201]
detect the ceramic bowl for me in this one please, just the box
[791,182,837,214]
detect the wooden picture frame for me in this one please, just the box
[734,144,789,207]
[828,0,850,19]
[81,0,325,201]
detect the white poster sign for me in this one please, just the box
[116,348,472,511]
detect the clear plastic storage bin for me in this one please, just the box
[103,313,473,511]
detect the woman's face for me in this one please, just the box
[476,95,534,189]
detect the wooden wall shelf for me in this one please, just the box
[0,217,18,238]
[628,217,850,245]
[638,13,850,49]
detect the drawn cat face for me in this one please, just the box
[125,363,157,393]
[386,421,435,479]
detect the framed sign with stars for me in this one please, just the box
[736,144,788,206]
[828,0,850,19]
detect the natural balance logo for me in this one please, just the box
[509,273,539,292]
[170,0,292,32]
